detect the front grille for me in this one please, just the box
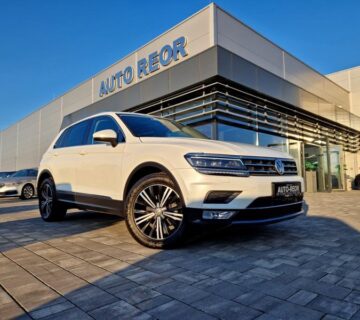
[241,157,298,176]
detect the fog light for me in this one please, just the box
[202,210,236,220]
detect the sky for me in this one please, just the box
[1,0,360,130]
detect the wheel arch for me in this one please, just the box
[123,162,184,203]
[37,170,53,194]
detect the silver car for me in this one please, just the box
[0,169,38,200]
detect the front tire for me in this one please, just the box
[125,173,186,249]
[20,184,34,200]
[38,178,67,221]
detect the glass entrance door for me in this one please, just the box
[304,143,327,192]
[329,145,344,190]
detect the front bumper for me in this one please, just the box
[0,186,19,197]
[174,168,305,209]
[184,198,306,225]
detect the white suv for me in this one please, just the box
[38,112,305,248]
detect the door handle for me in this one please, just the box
[53,152,59,157]
[80,151,86,156]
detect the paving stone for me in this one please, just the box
[319,274,342,285]
[135,295,173,312]
[345,290,360,305]
[309,295,359,319]
[29,301,74,319]
[147,299,216,320]
[42,307,92,320]
[192,294,261,320]
[287,290,317,306]
[289,277,351,299]
[66,285,118,312]
[171,270,208,284]
[89,300,146,320]
[235,290,266,306]
[114,285,160,305]
[252,296,323,320]
[156,280,211,304]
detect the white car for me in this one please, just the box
[0,169,38,199]
[37,112,305,248]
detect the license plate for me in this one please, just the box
[273,182,301,198]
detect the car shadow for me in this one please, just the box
[1,203,360,319]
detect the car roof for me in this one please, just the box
[61,112,157,131]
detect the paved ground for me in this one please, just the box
[1,192,360,320]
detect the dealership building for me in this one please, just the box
[1,3,360,192]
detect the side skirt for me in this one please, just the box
[57,191,124,217]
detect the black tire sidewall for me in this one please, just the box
[39,178,66,221]
[125,173,186,249]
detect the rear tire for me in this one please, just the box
[38,178,67,221]
[125,172,187,249]
[20,184,34,200]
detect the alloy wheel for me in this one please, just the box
[40,183,53,218]
[23,185,34,199]
[133,184,183,241]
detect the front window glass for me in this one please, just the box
[88,116,125,144]
[118,114,208,139]
[55,120,91,148]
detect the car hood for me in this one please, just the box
[139,137,292,159]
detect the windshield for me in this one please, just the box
[118,114,208,139]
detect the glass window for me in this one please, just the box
[88,116,125,144]
[258,132,288,152]
[217,123,256,145]
[192,123,213,139]
[55,120,91,148]
[28,169,38,177]
[118,114,208,139]
[11,170,28,178]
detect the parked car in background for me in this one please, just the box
[37,112,305,248]
[0,171,16,179]
[0,169,38,199]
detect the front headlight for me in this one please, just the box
[184,153,249,177]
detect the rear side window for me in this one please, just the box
[54,119,91,148]
[87,116,125,144]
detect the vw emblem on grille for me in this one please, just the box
[274,159,285,175]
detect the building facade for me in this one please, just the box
[1,3,360,192]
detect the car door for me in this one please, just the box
[76,115,125,203]
[49,119,92,195]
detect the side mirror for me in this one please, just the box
[93,129,118,147]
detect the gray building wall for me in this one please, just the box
[327,66,360,118]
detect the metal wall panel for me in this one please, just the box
[328,67,360,117]
[299,89,319,115]
[17,111,41,170]
[62,81,93,116]
[62,47,219,128]
[40,98,62,156]
[1,125,17,171]
[216,6,350,111]
[92,5,212,104]
[0,132,2,170]
[216,8,283,78]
